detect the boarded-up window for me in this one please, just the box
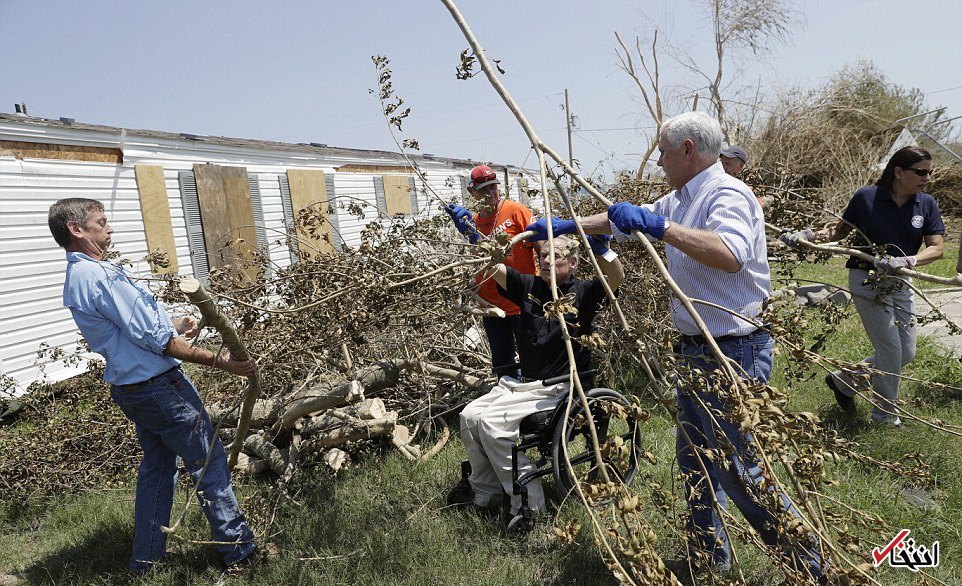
[134,165,178,274]
[0,140,122,164]
[286,169,336,258]
[192,163,261,283]
[381,175,412,216]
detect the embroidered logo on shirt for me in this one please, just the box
[911,215,924,229]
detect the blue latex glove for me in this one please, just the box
[607,202,667,240]
[524,217,577,241]
[874,255,916,275]
[444,204,479,243]
[586,234,611,256]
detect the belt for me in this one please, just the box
[119,365,180,391]
[679,329,759,346]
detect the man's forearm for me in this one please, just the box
[165,335,225,369]
[576,212,614,235]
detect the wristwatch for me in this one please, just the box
[662,218,672,235]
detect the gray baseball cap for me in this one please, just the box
[720,145,748,164]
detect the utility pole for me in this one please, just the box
[564,89,575,196]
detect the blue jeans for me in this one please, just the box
[675,331,824,578]
[110,368,255,571]
[482,315,522,378]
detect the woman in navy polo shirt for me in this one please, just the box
[795,147,944,425]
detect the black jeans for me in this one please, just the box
[482,315,522,378]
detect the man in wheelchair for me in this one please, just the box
[452,233,624,529]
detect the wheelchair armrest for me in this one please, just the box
[541,369,597,387]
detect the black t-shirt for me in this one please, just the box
[841,185,945,269]
[497,266,609,381]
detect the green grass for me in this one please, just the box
[3,252,962,585]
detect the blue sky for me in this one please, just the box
[2,1,961,178]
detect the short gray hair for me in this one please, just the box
[49,198,104,248]
[661,111,723,159]
[543,235,579,261]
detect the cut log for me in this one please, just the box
[233,452,270,476]
[391,424,421,460]
[272,380,364,433]
[353,361,402,393]
[243,433,287,476]
[280,432,302,484]
[300,413,398,454]
[344,398,388,420]
[208,395,284,429]
[179,277,262,468]
[322,448,351,472]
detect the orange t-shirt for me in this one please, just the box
[473,199,537,316]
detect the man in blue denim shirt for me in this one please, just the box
[49,198,259,573]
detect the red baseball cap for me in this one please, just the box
[468,165,500,190]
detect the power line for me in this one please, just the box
[573,126,657,133]
[928,84,962,95]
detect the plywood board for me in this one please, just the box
[382,175,412,216]
[336,163,415,174]
[286,169,333,256]
[0,140,122,164]
[192,163,259,281]
[134,165,178,274]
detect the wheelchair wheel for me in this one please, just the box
[551,388,641,498]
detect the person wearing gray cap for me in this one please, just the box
[719,145,748,177]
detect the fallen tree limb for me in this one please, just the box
[456,305,506,318]
[272,380,364,434]
[300,413,398,454]
[419,425,450,461]
[179,277,262,468]
[208,395,284,429]
[394,359,486,392]
[243,433,287,476]
[391,424,421,460]
[768,222,962,286]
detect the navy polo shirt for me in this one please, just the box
[841,185,944,269]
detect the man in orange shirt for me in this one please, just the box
[445,165,538,379]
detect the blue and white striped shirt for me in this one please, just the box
[616,162,770,337]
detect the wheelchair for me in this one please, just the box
[458,369,642,522]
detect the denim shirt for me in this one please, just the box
[62,252,179,385]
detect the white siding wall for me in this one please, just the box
[0,157,157,391]
[0,123,527,394]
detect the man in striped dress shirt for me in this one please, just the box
[526,111,825,580]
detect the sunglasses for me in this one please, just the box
[904,167,933,177]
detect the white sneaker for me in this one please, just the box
[871,415,901,427]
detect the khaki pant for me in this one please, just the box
[459,377,568,514]
[829,269,916,422]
